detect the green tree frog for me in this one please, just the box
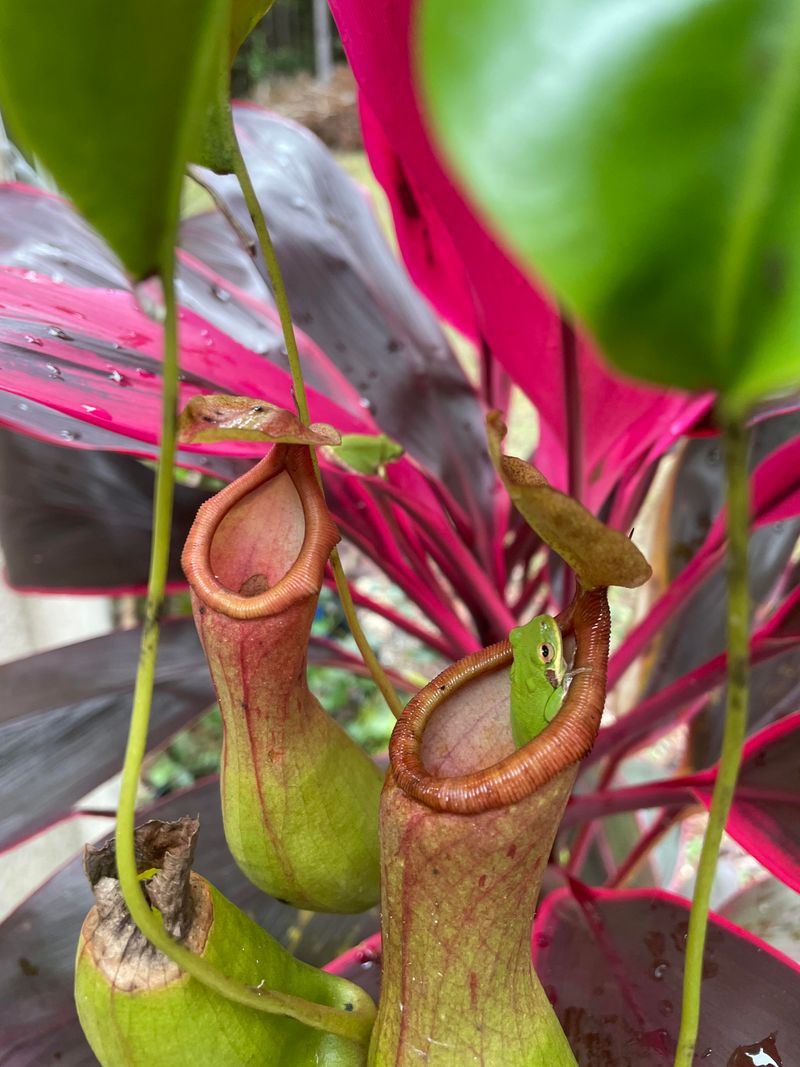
[509,615,567,747]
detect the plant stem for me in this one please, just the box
[230,136,405,718]
[674,410,750,1067]
[114,264,373,1048]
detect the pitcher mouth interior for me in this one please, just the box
[181,444,339,619]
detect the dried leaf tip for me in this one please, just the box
[486,410,652,590]
[178,394,340,446]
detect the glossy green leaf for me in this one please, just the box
[419,0,800,405]
[0,0,227,279]
[229,0,274,64]
[196,0,274,173]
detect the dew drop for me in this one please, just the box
[17,401,29,411]
[81,404,112,420]
[136,367,155,379]
[291,196,307,209]
[108,370,130,386]
[358,396,372,410]
[24,334,44,346]
[59,428,81,441]
[47,326,73,341]
[46,362,62,380]
[653,961,669,980]
[211,284,231,303]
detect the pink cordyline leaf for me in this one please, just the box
[608,432,800,689]
[589,582,800,765]
[533,883,800,1066]
[331,0,710,514]
[0,183,378,424]
[566,714,800,891]
[0,267,373,469]
[690,712,800,892]
[180,105,496,544]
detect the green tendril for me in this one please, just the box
[674,409,750,1066]
[230,135,405,720]
[114,261,374,1048]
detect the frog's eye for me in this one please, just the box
[538,642,554,663]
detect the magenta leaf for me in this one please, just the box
[0,184,377,420]
[608,422,800,691]
[589,617,800,768]
[323,932,382,1004]
[330,0,709,514]
[0,779,379,1067]
[0,266,371,463]
[534,883,800,1066]
[181,104,495,538]
[691,714,800,892]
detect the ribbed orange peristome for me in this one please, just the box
[389,588,610,813]
[181,444,340,619]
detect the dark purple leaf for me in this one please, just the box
[534,883,800,1066]
[589,584,800,768]
[0,429,212,592]
[688,642,800,771]
[0,183,125,287]
[181,104,496,547]
[640,414,800,698]
[0,617,214,853]
[692,714,800,892]
[608,427,800,690]
[0,779,379,1067]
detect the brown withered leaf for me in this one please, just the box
[178,395,341,446]
[487,411,651,590]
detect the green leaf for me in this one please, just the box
[229,0,274,65]
[419,0,800,405]
[195,0,274,174]
[0,0,227,279]
[331,433,405,476]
